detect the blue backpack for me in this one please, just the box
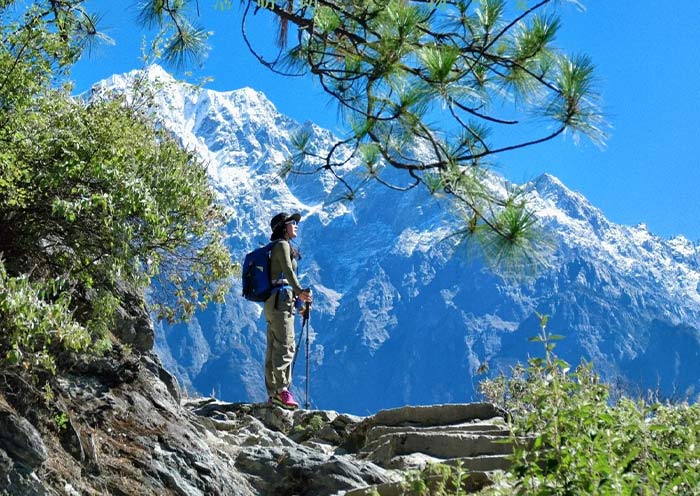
[241,241,280,302]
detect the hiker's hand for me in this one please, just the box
[299,288,313,303]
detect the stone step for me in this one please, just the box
[381,451,513,473]
[344,470,496,496]
[448,454,512,472]
[368,403,504,428]
[364,420,509,446]
[362,431,515,465]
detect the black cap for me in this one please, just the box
[270,212,301,232]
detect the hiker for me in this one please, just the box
[265,212,313,409]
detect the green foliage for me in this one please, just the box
[42,383,56,407]
[291,413,326,441]
[2,89,234,320]
[0,0,235,375]
[478,316,700,495]
[307,413,325,433]
[0,262,92,373]
[136,0,209,67]
[403,462,472,495]
[54,412,70,432]
[314,5,341,34]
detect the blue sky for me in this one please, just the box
[71,1,700,241]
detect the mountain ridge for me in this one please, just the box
[96,65,700,414]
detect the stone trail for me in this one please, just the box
[187,399,525,495]
[0,349,524,496]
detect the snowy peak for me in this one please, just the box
[226,86,280,116]
[526,173,699,269]
[530,173,608,229]
[668,235,698,260]
[89,64,286,136]
[89,66,310,185]
[93,66,697,289]
[531,172,567,193]
[89,64,178,96]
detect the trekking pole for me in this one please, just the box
[292,311,305,375]
[291,289,311,384]
[304,299,311,410]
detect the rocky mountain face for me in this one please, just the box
[0,275,516,495]
[96,66,700,415]
[0,326,518,495]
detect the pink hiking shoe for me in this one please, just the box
[271,389,299,410]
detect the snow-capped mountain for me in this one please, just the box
[94,66,700,414]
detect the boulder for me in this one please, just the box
[112,281,154,353]
[0,406,47,469]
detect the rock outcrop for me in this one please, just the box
[0,402,48,495]
[0,344,520,495]
[185,399,519,495]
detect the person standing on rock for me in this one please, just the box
[265,212,313,410]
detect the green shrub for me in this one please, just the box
[479,315,700,495]
[0,262,92,374]
[403,462,471,496]
[0,2,235,374]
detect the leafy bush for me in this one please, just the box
[0,1,235,374]
[403,462,472,496]
[0,262,92,373]
[0,86,235,371]
[479,316,700,495]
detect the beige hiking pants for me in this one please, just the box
[264,287,296,397]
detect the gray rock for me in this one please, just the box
[141,352,181,403]
[45,348,256,495]
[185,397,523,494]
[368,403,504,427]
[362,431,514,465]
[1,308,520,496]
[364,419,508,446]
[112,280,154,353]
[450,454,512,472]
[0,448,13,486]
[0,406,47,469]
[235,445,398,496]
[0,445,47,496]
[58,415,85,463]
[193,401,296,433]
[314,423,343,444]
